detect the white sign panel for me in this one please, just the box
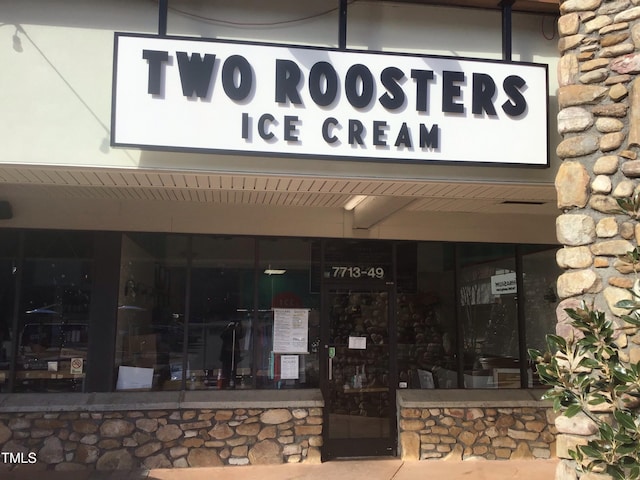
[348,336,367,350]
[116,366,154,390]
[273,308,309,354]
[491,272,517,295]
[112,33,549,166]
[280,355,300,380]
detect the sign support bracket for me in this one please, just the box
[500,0,515,61]
[339,0,347,50]
[158,0,168,37]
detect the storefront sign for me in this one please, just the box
[112,33,549,166]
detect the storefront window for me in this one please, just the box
[114,233,188,391]
[257,238,320,389]
[522,246,561,388]
[3,230,559,394]
[188,236,255,390]
[15,231,93,393]
[113,234,320,391]
[398,242,457,389]
[458,244,519,389]
[0,231,19,393]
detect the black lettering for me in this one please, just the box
[411,69,435,112]
[284,115,300,141]
[394,123,412,148]
[502,75,527,117]
[142,50,169,95]
[378,67,405,110]
[258,113,275,140]
[322,117,339,144]
[373,121,387,146]
[275,59,302,105]
[241,113,249,139]
[309,62,338,107]
[420,124,439,149]
[176,52,216,98]
[442,71,465,114]
[345,64,374,109]
[222,55,253,101]
[472,73,497,116]
[348,119,365,145]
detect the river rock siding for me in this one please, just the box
[398,406,557,461]
[0,407,323,472]
[556,0,640,479]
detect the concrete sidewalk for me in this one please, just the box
[4,458,559,480]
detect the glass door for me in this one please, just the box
[321,284,395,459]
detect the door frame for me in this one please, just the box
[320,281,397,460]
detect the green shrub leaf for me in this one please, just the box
[614,410,636,431]
[565,404,582,418]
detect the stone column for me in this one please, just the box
[555,1,640,479]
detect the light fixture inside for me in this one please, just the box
[264,268,286,275]
[344,195,367,211]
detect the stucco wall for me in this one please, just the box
[0,0,559,184]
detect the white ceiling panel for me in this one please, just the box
[0,166,556,217]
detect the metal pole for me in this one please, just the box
[229,325,236,389]
[515,245,528,389]
[339,0,347,50]
[159,0,168,37]
[500,0,515,61]
[181,235,192,391]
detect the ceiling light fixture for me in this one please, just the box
[344,195,367,211]
[264,268,286,275]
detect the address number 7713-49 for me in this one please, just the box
[330,266,385,279]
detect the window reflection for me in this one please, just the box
[114,234,187,391]
[458,244,519,389]
[2,230,560,393]
[523,247,560,388]
[0,232,19,393]
[397,242,457,389]
[188,236,254,390]
[15,231,93,393]
[257,238,320,389]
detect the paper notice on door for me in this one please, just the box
[280,355,299,380]
[348,336,367,349]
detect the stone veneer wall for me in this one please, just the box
[398,406,557,461]
[555,0,640,479]
[0,407,323,472]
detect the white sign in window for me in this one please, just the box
[491,272,517,295]
[273,308,309,354]
[348,336,367,350]
[280,355,300,380]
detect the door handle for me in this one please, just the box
[327,345,335,381]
